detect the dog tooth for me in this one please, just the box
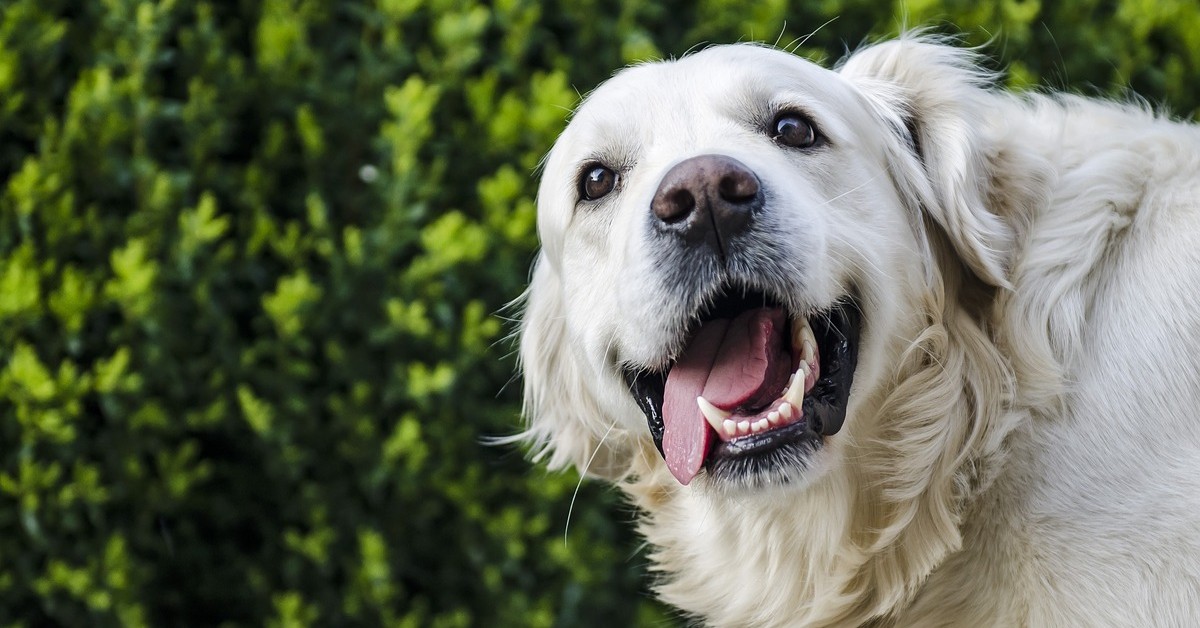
[723,419,738,437]
[792,319,809,348]
[784,364,807,408]
[779,402,793,419]
[799,323,817,357]
[737,420,750,434]
[802,340,816,366]
[696,396,732,432]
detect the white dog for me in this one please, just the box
[517,35,1200,626]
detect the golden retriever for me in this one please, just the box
[517,35,1200,626]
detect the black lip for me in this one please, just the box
[805,302,861,435]
[624,296,861,483]
[626,369,666,455]
[706,420,823,484]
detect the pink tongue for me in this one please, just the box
[661,308,788,485]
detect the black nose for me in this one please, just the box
[650,154,762,258]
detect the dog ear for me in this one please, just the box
[838,36,1014,288]
[516,256,630,480]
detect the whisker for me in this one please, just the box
[789,16,839,53]
[772,21,788,50]
[564,417,618,545]
[818,172,882,207]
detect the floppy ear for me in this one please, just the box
[838,36,1014,288]
[517,256,630,479]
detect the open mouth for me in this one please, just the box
[625,286,861,486]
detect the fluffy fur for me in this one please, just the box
[517,35,1200,626]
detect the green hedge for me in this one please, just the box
[0,0,1197,625]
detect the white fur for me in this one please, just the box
[518,35,1200,626]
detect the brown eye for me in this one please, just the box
[580,164,617,201]
[772,113,818,148]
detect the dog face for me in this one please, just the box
[521,41,1013,492]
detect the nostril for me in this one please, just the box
[650,154,761,245]
[718,170,759,203]
[653,187,696,223]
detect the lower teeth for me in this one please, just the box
[697,320,817,439]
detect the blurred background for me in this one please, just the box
[1,0,1198,625]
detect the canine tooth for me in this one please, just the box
[779,402,793,419]
[802,340,816,366]
[793,320,815,353]
[799,323,817,354]
[784,365,807,407]
[696,396,732,432]
[792,320,808,347]
[723,419,738,437]
[737,420,751,434]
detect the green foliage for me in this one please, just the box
[0,0,1197,625]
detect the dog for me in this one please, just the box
[517,34,1200,626]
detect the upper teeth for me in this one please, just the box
[795,320,817,366]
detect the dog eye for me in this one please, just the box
[580,164,618,201]
[771,112,819,149]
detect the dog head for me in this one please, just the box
[519,37,1014,491]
